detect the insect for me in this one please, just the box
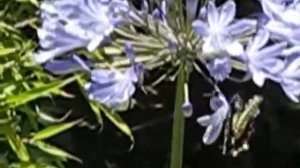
[222,94,263,157]
[198,93,263,157]
[198,91,230,145]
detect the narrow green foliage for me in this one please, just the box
[28,140,82,163]
[4,76,78,109]
[9,162,58,168]
[76,76,103,125]
[101,106,135,149]
[6,127,30,162]
[89,102,104,126]
[31,119,83,141]
[0,46,17,56]
[0,1,82,166]
[77,75,134,145]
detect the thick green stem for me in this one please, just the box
[170,63,185,168]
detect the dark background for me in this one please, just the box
[44,0,300,168]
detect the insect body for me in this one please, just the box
[231,95,263,140]
[224,94,263,157]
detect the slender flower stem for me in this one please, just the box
[184,82,189,102]
[114,28,144,41]
[115,39,165,49]
[170,63,185,168]
[178,0,184,30]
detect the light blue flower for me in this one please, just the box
[206,56,232,82]
[33,0,129,64]
[44,55,93,75]
[151,0,170,29]
[152,0,168,22]
[124,42,135,63]
[124,42,145,83]
[260,0,300,44]
[85,43,144,107]
[275,54,300,102]
[43,51,143,107]
[242,29,287,87]
[192,0,256,56]
[197,91,230,145]
[84,66,138,107]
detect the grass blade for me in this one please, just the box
[6,128,30,162]
[29,140,82,163]
[101,106,135,150]
[31,119,82,141]
[5,76,78,108]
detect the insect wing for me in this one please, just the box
[202,122,223,145]
[197,115,212,127]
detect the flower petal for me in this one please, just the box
[34,0,129,63]
[254,42,287,60]
[260,0,284,20]
[197,115,212,126]
[218,0,236,26]
[283,54,300,76]
[124,42,135,63]
[207,1,219,26]
[206,56,232,82]
[44,55,91,75]
[262,58,285,74]
[202,123,223,145]
[86,70,136,107]
[192,20,209,37]
[281,83,300,102]
[251,69,267,87]
[225,40,244,56]
[282,45,300,56]
[91,69,125,84]
[225,19,256,36]
[249,29,270,52]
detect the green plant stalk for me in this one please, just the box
[170,63,185,168]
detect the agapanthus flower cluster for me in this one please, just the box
[33,0,300,146]
[258,0,300,102]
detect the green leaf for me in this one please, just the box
[89,102,103,125]
[5,76,78,108]
[0,46,17,56]
[36,108,72,124]
[0,22,19,33]
[29,140,82,163]
[76,76,103,125]
[170,64,185,168]
[6,128,30,162]
[100,106,135,149]
[31,119,82,141]
[9,161,59,168]
[31,81,75,98]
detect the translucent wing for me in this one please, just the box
[197,115,212,127]
[202,122,224,145]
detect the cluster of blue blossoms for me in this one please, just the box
[34,0,300,145]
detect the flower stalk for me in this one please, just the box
[170,63,185,168]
